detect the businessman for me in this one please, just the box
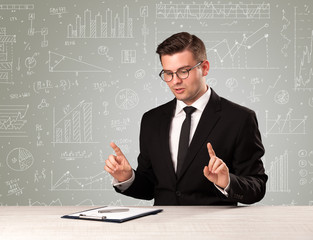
[104,32,268,205]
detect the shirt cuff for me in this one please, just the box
[112,169,135,192]
[214,177,230,197]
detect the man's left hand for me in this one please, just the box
[203,143,229,189]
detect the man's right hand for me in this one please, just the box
[104,142,133,182]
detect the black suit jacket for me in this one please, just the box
[116,89,268,205]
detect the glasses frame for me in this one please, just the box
[159,61,204,82]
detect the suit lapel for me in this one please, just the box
[177,89,222,181]
[159,99,177,181]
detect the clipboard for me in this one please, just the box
[61,206,163,223]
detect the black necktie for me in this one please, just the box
[176,106,196,177]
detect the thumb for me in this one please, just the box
[203,166,210,178]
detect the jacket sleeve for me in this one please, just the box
[114,112,156,200]
[226,110,268,204]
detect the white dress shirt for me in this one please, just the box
[113,86,229,196]
[169,87,211,172]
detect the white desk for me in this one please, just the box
[0,206,312,240]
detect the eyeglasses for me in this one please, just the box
[159,61,203,82]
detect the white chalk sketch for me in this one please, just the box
[135,69,145,79]
[53,101,94,145]
[225,77,238,91]
[280,9,291,57]
[274,90,289,104]
[121,50,136,63]
[50,170,113,191]
[25,52,39,75]
[29,198,62,206]
[76,199,95,206]
[0,27,16,84]
[247,77,263,103]
[97,46,113,61]
[115,89,139,110]
[266,151,290,192]
[0,4,34,11]
[67,6,133,38]
[266,75,281,94]
[156,3,270,19]
[0,105,29,137]
[140,6,149,53]
[49,7,68,18]
[6,147,34,171]
[294,7,313,91]
[265,109,308,137]
[298,149,313,186]
[48,51,110,75]
[60,150,92,161]
[206,24,273,69]
[6,178,23,196]
[27,13,48,47]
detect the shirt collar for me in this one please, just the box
[175,86,211,116]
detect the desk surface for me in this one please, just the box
[0,206,312,240]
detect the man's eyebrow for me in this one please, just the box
[163,65,191,71]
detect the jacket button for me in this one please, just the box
[176,191,181,197]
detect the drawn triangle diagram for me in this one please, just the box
[48,51,110,73]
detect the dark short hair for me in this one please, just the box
[156,32,207,62]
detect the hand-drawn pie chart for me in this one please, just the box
[115,89,139,110]
[6,148,34,171]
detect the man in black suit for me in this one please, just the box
[104,32,268,205]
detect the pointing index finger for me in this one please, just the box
[207,142,216,158]
[110,142,124,157]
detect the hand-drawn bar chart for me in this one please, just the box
[52,101,93,145]
[67,5,133,39]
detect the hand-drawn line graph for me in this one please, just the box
[280,9,291,57]
[29,198,63,206]
[0,4,34,10]
[76,199,95,206]
[0,105,29,137]
[206,24,274,69]
[67,5,133,39]
[266,75,281,94]
[156,2,270,20]
[266,151,290,193]
[52,101,96,146]
[265,109,308,137]
[48,51,110,75]
[50,170,113,191]
[0,27,16,84]
[294,7,313,91]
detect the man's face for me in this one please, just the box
[160,50,209,105]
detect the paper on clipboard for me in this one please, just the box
[61,206,163,223]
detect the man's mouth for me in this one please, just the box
[174,88,185,94]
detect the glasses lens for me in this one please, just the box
[161,71,173,82]
[177,69,189,79]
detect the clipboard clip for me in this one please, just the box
[79,214,107,220]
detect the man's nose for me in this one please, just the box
[172,73,183,84]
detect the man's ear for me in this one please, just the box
[202,60,210,76]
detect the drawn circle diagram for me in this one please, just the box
[115,89,139,110]
[225,78,238,91]
[274,90,289,104]
[6,148,34,171]
[25,57,37,69]
[135,69,145,79]
[207,78,217,87]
